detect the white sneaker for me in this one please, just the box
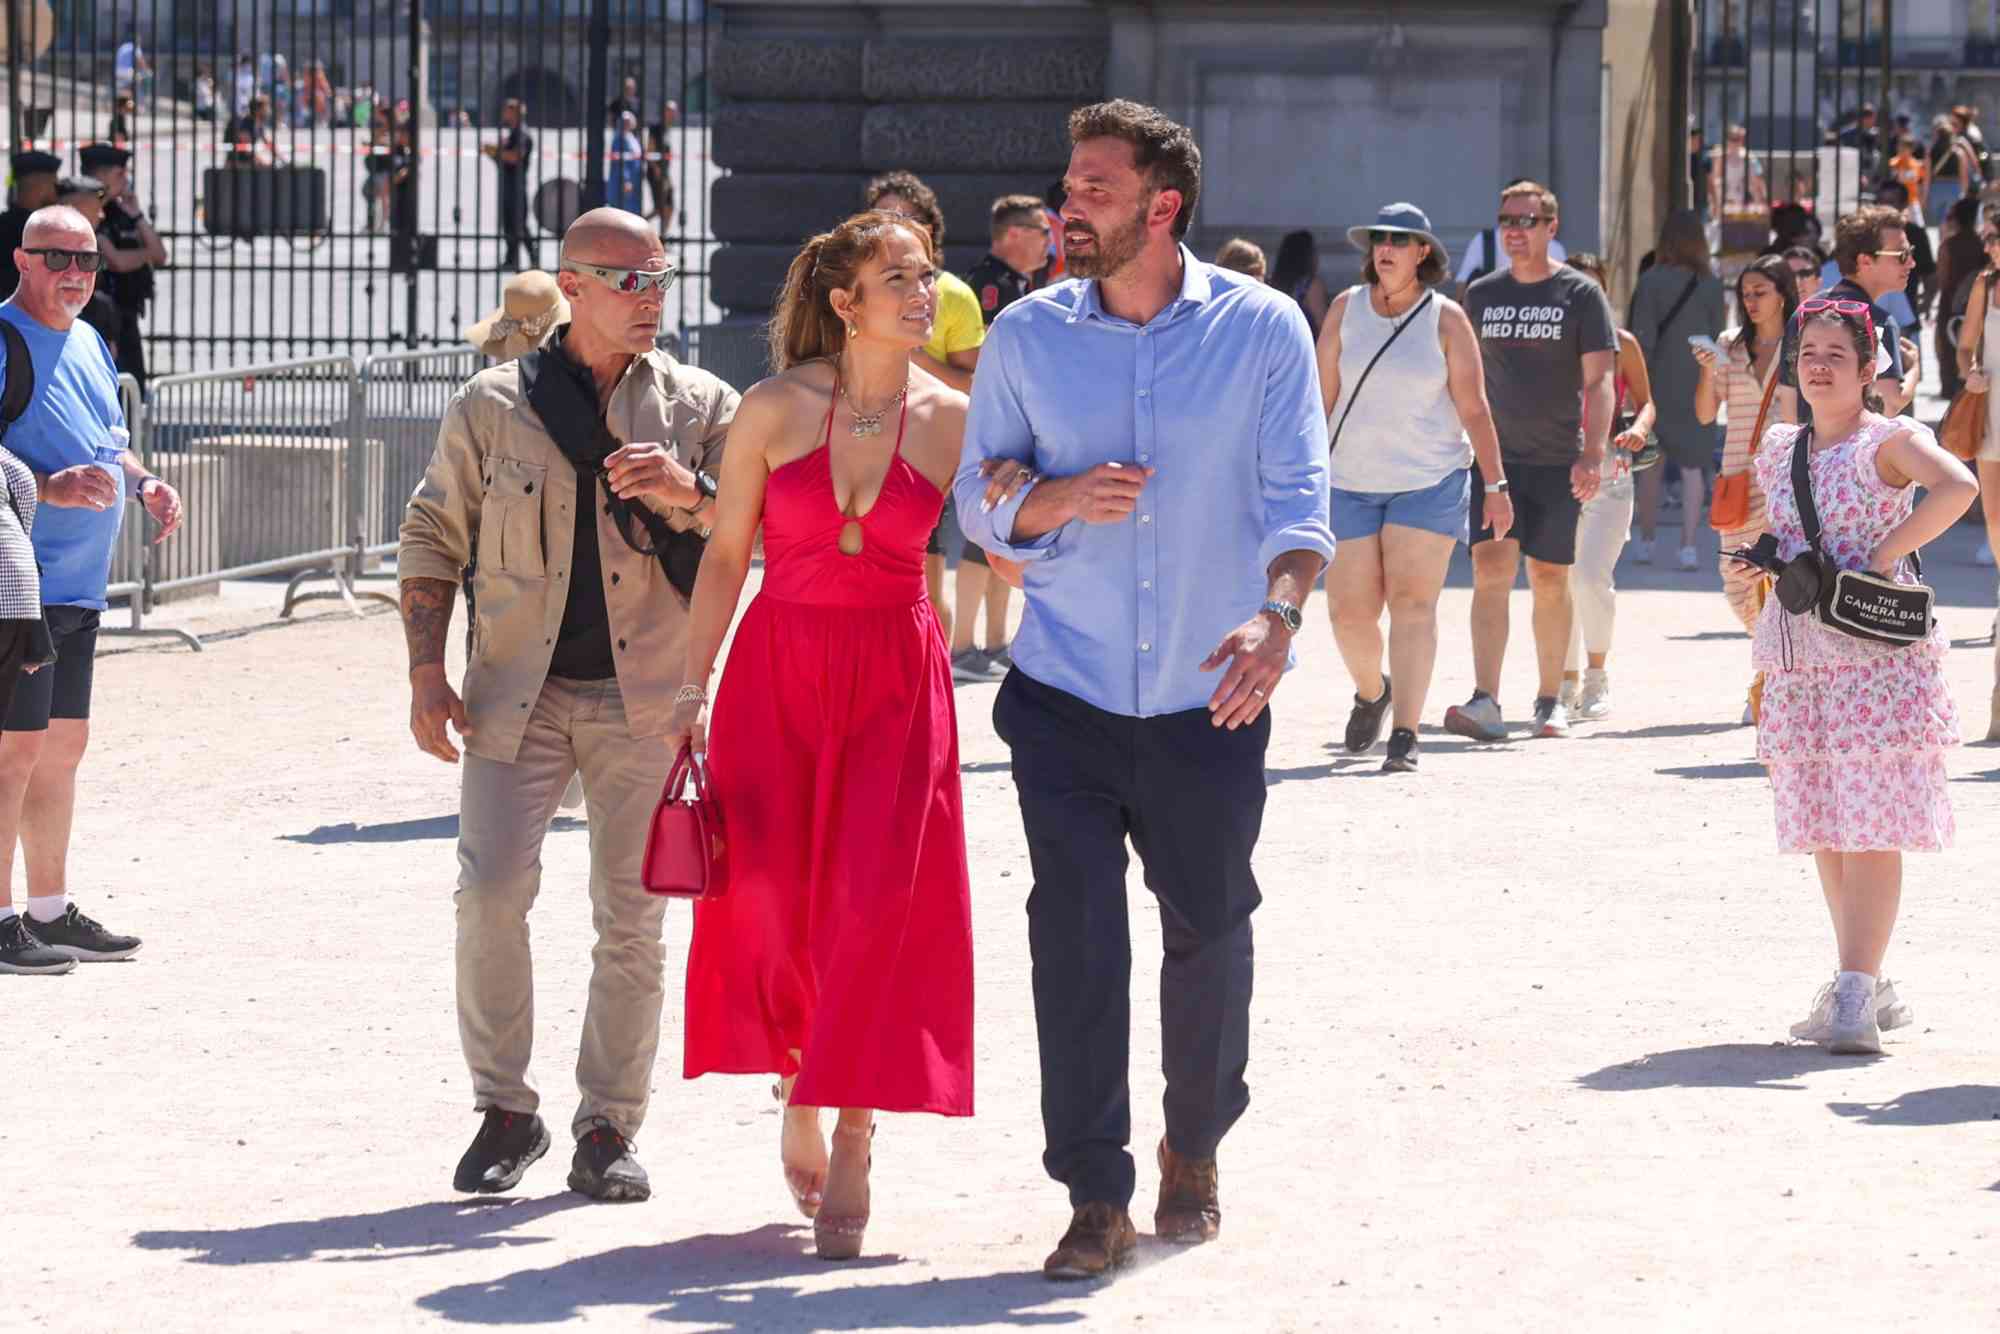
[1828,978,1882,1055]
[1632,538,1654,566]
[558,773,585,812]
[1677,544,1700,572]
[1442,692,1507,742]
[1531,695,1569,738]
[1576,668,1612,721]
[1557,680,1579,712]
[1789,976,1914,1043]
[1976,541,1995,568]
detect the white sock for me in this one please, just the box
[25,894,66,924]
[1836,969,1877,996]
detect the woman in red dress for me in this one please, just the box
[671,211,975,1260]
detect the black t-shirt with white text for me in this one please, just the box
[1465,265,1619,465]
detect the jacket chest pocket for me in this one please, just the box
[478,457,548,578]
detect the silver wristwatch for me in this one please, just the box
[1260,599,1303,633]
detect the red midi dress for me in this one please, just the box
[683,392,974,1116]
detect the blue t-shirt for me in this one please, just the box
[0,302,126,608]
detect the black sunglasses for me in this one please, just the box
[1368,231,1420,248]
[24,248,104,273]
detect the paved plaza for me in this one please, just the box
[12,509,2000,1331]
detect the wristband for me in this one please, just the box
[673,683,707,707]
[694,470,718,500]
[136,476,160,500]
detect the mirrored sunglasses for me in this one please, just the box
[25,248,104,273]
[562,260,677,295]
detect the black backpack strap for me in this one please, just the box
[1330,290,1435,451]
[0,318,33,445]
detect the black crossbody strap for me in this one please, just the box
[1792,424,1924,580]
[1654,271,1700,342]
[1330,289,1435,451]
[519,347,678,561]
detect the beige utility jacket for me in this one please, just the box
[398,346,738,763]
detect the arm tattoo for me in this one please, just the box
[401,577,457,672]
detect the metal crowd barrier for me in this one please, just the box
[87,342,731,651]
[356,348,481,564]
[100,373,202,651]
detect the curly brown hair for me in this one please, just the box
[863,170,946,250]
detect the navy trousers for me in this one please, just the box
[994,669,1265,1210]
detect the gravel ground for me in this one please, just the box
[10,495,2000,1331]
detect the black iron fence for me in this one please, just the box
[4,0,717,378]
[1688,0,1908,229]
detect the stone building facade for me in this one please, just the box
[697,1,1661,386]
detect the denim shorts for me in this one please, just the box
[1330,468,1470,544]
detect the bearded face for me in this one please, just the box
[1062,196,1151,281]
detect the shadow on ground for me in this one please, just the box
[132,1195,595,1265]
[414,1224,1096,1328]
[281,816,587,844]
[1827,1085,2000,1127]
[1576,1043,1878,1092]
[1657,761,1765,780]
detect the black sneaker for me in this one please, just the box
[0,914,76,975]
[23,904,139,961]
[453,1108,551,1194]
[1381,728,1419,773]
[1343,676,1392,754]
[568,1119,650,1202]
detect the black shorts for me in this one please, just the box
[1470,463,1582,566]
[927,493,954,558]
[959,540,989,568]
[4,606,100,731]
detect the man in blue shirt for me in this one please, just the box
[956,100,1333,1281]
[0,205,184,973]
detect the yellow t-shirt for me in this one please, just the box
[926,271,986,362]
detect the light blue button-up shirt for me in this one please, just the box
[954,247,1333,719]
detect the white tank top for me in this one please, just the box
[1327,285,1469,493]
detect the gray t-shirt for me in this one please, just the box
[1466,266,1619,465]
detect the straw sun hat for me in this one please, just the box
[464,269,569,362]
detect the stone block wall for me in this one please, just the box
[706,13,1108,330]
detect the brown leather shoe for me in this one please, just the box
[1154,1137,1220,1244]
[1042,1201,1138,1280]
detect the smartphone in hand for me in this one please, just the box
[1687,334,1723,358]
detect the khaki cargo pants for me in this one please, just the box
[455,675,673,1141]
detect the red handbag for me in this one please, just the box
[640,743,729,899]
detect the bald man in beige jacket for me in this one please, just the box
[399,210,737,1202]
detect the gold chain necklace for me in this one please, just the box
[838,368,909,438]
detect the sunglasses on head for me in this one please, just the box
[1369,230,1420,248]
[1794,296,1875,343]
[561,260,677,295]
[24,248,104,273]
[1496,213,1550,230]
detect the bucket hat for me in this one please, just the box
[1345,202,1448,269]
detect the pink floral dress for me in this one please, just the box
[1750,418,1959,853]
